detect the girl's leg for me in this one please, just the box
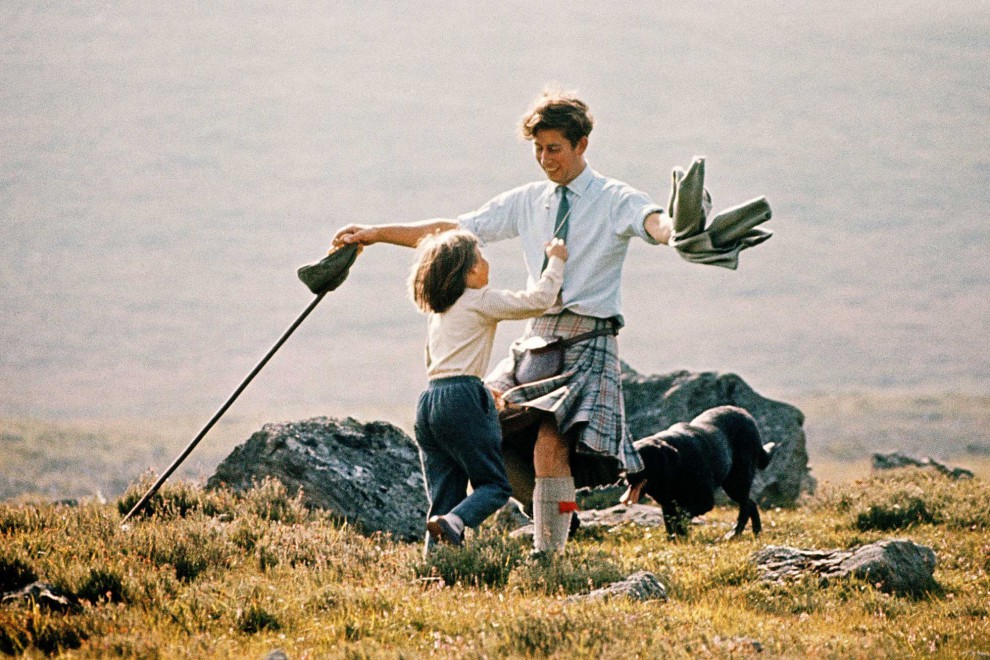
[415,391,468,520]
[447,384,512,528]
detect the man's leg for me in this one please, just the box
[502,441,536,514]
[532,416,576,553]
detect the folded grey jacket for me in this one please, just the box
[667,157,773,270]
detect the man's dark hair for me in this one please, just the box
[519,86,594,147]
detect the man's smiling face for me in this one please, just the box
[533,129,587,185]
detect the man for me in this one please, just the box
[334,88,674,553]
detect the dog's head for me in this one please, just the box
[620,435,681,506]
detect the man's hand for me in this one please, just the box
[644,212,673,245]
[332,224,379,248]
[619,480,645,506]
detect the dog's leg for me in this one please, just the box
[749,500,762,536]
[661,503,690,538]
[696,487,716,515]
[725,499,761,539]
[725,502,750,539]
[660,504,677,538]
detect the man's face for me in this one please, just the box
[533,129,587,185]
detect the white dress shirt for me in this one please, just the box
[458,165,662,322]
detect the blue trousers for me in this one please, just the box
[414,376,511,529]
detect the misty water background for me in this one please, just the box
[2,2,988,441]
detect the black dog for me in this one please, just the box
[620,405,775,539]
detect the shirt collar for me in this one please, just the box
[565,164,594,198]
[554,164,593,199]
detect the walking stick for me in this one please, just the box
[121,244,360,525]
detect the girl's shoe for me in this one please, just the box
[426,515,464,546]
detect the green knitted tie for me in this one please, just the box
[542,186,569,272]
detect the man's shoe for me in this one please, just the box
[426,515,464,547]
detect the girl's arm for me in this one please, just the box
[476,256,565,321]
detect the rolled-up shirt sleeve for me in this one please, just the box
[457,186,530,245]
[612,185,664,245]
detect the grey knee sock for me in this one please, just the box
[533,477,576,553]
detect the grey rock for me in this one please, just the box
[872,452,974,479]
[752,539,937,596]
[509,504,669,540]
[1,581,78,612]
[578,503,668,529]
[575,483,626,510]
[208,417,428,542]
[567,570,667,602]
[622,367,814,506]
[490,500,532,532]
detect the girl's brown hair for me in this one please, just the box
[409,230,479,313]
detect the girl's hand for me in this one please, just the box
[545,238,568,262]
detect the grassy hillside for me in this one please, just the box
[1,469,988,657]
[2,392,989,502]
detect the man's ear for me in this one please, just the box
[575,135,588,156]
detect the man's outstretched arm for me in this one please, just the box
[332,219,459,249]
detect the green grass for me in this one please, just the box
[0,470,988,658]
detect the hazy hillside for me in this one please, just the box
[3,391,989,502]
[1,3,988,425]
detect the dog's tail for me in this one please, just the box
[758,442,776,470]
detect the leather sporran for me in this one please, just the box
[513,336,565,386]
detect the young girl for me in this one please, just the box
[409,230,568,550]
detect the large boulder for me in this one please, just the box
[621,367,813,507]
[207,417,428,541]
[752,539,938,596]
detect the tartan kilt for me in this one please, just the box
[486,311,644,486]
